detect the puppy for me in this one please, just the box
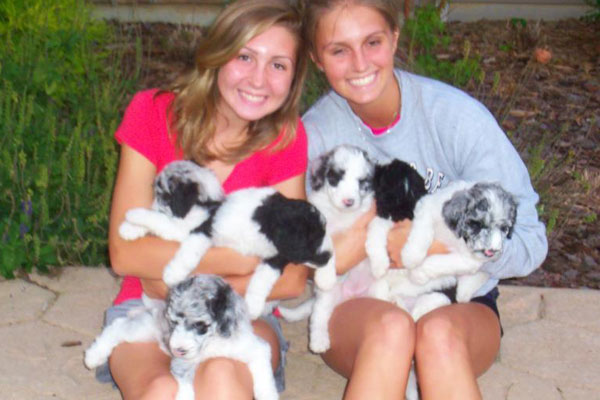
[84,275,278,400]
[402,181,518,302]
[363,160,458,322]
[371,181,516,400]
[366,158,429,278]
[279,145,380,353]
[119,160,337,319]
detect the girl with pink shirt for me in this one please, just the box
[99,1,310,398]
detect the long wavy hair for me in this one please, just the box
[166,0,308,164]
[301,0,400,57]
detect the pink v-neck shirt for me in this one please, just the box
[113,89,307,304]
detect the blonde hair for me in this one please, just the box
[167,0,307,164]
[302,0,400,56]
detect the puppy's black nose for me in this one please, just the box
[343,198,355,207]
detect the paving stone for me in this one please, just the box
[558,385,600,400]
[500,319,600,391]
[479,362,561,400]
[284,352,345,400]
[506,380,566,400]
[43,289,117,337]
[0,280,55,325]
[0,321,115,400]
[542,288,600,333]
[30,266,121,294]
[282,319,310,355]
[3,268,599,399]
[497,285,545,328]
[0,385,67,400]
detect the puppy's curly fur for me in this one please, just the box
[400,180,518,302]
[119,160,337,319]
[85,275,278,400]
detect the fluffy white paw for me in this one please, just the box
[245,296,266,320]
[253,381,279,400]
[163,265,189,287]
[370,262,390,279]
[125,208,151,225]
[409,269,430,285]
[309,332,331,354]
[119,221,148,241]
[174,384,195,400]
[84,345,107,369]
[314,267,337,291]
[401,246,426,270]
[456,288,473,303]
[410,305,430,322]
[369,280,391,301]
[369,252,391,279]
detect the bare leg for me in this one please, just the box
[321,298,415,400]
[109,319,280,400]
[415,302,501,400]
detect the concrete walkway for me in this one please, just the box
[1,266,598,399]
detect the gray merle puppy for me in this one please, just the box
[84,275,278,400]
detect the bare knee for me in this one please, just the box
[195,358,253,399]
[364,308,415,352]
[415,313,467,362]
[139,374,178,400]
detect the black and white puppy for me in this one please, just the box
[120,160,337,319]
[85,275,278,400]
[366,158,429,278]
[278,145,377,353]
[401,180,518,302]
[279,145,437,354]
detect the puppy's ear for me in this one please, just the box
[442,189,471,238]
[166,177,200,218]
[310,152,330,191]
[507,196,518,239]
[208,282,238,337]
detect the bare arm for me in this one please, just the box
[386,220,449,268]
[109,145,261,298]
[328,205,377,275]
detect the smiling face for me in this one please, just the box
[312,4,399,112]
[217,25,298,126]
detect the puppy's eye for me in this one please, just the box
[359,178,371,191]
[467,220,482,232]
[326,169,343,186]
[192,321,208,334]
[501,225,511,234]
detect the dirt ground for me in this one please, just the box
[118,17,600,289]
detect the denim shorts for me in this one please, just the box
[470,287,503,336]
[95,298,289,392]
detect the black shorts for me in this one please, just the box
[470,287,503,336]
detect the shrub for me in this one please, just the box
[0,0,140,277]
[402,5,483,87]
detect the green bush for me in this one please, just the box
[0,0,140,277]
[583,0,600,21]
[402,5,483,87]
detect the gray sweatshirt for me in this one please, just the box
[302,69,548,296]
